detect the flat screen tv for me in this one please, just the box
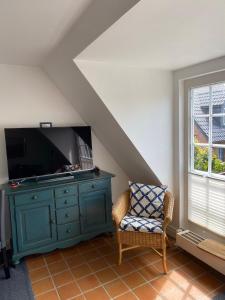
[4,126,94,181]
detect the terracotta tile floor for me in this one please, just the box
[26,234,225,300]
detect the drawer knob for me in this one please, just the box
[65,213,69,218]
[64,190,69,194]
[50,219,55,224]
[32,195,38,200]
[64,200,68,204]
[91,184,95,189]
[66,229,71,233]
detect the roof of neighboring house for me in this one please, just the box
[194,85,225,143]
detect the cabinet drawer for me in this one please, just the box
[14,190,52,206]
[55,185,77,198]
[56,206,79,224]
[55,195,78,209]
[57,222,80,240]
[79,179,108,194]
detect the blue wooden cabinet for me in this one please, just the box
[1,171,114,263]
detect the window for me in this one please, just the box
[189,82,225,237]
[191,83,225,178]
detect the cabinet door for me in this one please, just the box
[80,189,112,233]
[15,199,56,252]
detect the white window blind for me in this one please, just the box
[188,174,225,236]
[189,82,225,237]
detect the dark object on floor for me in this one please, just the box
[0,261,34,300]
[1,248,10,278]
[0,190,10,278]
[213,293,225,300]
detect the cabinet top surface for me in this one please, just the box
[0,170,114,195]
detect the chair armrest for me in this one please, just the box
[163,191,174,230]
[112,190,130,226]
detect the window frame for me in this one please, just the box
[190,81,225,181]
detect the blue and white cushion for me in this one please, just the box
[119,214,163,233]
[129,181,167,218]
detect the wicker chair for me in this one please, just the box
[112,190,174,274]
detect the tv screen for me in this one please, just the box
[4,126,93,181]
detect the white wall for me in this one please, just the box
[0,64,129,202]
[75,62,174,189]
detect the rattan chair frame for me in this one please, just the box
[112,190,174,274]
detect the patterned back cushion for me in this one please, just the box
[128,181,167,218]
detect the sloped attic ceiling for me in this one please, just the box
[44,0,161,184]
[45,0,225,188]
[75,0,225,69]
[0,0,92,65]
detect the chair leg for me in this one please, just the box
[165,235,171,248]
[162,237,167,274]
[118,243,122,265]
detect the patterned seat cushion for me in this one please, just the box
[129,181,167,218]
[119,214,163,234]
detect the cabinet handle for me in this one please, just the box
[50,219,55,224]
[64,200,68,204]
[65,213,69,218]
[32,195,38,200]
[66,229,71,233]
[64,190,69,194]
[91,184,95,189]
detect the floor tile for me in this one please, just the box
[84,287,110,300]
[95,267,118,284]
[186,281,210,300]
[129,256,149,269]
[104,253,118,265]
[29,266,49,282]
[169,252,191,266]
[77,274,100,292]
[116,291,137,300]
[210,284,225,297]
[71,263,92,279]
[76,241,95,253]
[167,269,191,289]
[88,257,109,272]
[141,251,161,264]
[36,290,59,300]
[97,245,114,256]
[32,277,54,295]
[52,270,74,287]
[26,255,45,270]
[151,275,178,295]
[92,239,109,249]
[112,261,135,276]
[194,272,223,292]
[60,246,79,259]
[122,271,145,289]
[104,278,129,298]
[180,261,206,278]
[138,265,159,281]
[48,260,68,275]
[153,259,176,273]
[26,234,225,300]
[72,295,85,300]
[134,283,161,300]
[66,254,85,268]
[162,287,188,300]
[82,249,100,262]
[45,251,63,264]
[57,281,81,300]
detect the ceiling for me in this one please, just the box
[0,0,92,65]
[76,0,225,70]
